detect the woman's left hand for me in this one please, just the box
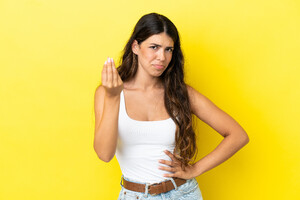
[158,150,197,180]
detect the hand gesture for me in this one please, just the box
[158,150,197,180]
[101,57,123,97]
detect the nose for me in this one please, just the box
[157,49,166,61]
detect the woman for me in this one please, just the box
[93,13,249,200]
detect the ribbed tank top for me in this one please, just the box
[115,90,177,184]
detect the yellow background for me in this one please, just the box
[0,0,299,199]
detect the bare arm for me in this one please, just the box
[93,57,123,162]
[158,85,249,179]
[186,85,249,177]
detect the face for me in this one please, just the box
[132,32,174,77]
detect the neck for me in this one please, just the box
[127,65,164,91]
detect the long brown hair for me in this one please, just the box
[117,13,198,168]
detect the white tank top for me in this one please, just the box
[115,90,177,184]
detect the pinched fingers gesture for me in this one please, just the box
[158,150,196,180]
[101,57,123,97]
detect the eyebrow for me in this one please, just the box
[150,43,174,49]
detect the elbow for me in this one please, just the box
[245,134,250,143]
[96,152,114,163]
[100,156,113,163]
[240,132,250,146]
[93,146,114,163]
[226,130,250,146]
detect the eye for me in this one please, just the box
[166,48,173,52]
[150,46,158,50]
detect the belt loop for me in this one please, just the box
[120,175,124,187]
[169,177,178,190]
[144,182,149,197]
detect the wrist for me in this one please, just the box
[104,94,120,101]
[184,163,199,179]
[190,162,204,178]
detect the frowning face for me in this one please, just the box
[132,32,174,77]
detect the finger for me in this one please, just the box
[102,60,107,84]
[158,165,176,173]
[164,150,176,160]
[117,71,123,85]
[158,159,173,166]
[107,57,112,87]
[115,61,123,85]
[163,173,175,178]
[111,58,118,87]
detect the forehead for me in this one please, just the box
[142,32,174,47]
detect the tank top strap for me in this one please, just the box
[119,90,127,118]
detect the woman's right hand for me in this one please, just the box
[101,57,124,97]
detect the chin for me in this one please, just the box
[151,69,165,77]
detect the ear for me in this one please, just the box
[132,40,139,55]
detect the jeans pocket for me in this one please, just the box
[120,188,143,200]
[177,178,199,195]
[118,187,124,200]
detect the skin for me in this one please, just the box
[94,32,249,180]
[159,84,249,179]
[123,32,174,121]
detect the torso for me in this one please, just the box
[122,83,170,121]
[116,83,177,184]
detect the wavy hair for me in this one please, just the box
[117,13,198,168]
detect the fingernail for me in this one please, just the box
[108,58,110,62]
[104,61,107,64]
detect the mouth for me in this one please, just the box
[152,64,164,69]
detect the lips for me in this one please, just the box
[153,64,164,69]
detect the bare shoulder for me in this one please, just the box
[186,84,248,138]
[186,84,212,113]
[186,84,203,98]
[187,85,227,135]
[185,84,222,124]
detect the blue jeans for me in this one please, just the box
[117,175,203,200]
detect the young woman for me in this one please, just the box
[93,13,249,200]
